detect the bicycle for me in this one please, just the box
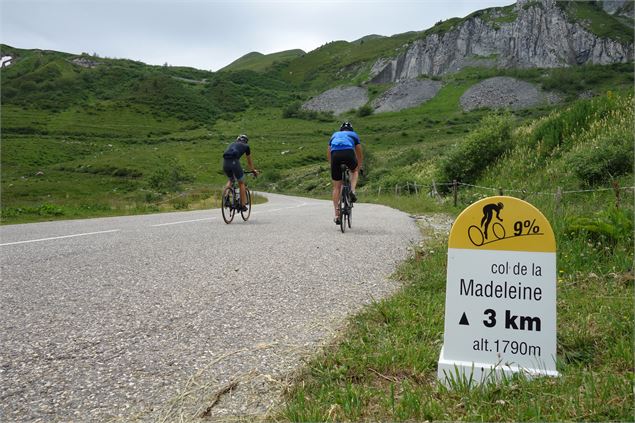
[338,164,353,233]
[467,222,505,246]
[221,171,255,224]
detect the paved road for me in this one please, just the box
[0,193,420,421]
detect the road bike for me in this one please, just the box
[221,172,254,224]
[338,164,353,233]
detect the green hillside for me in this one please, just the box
[220,49,305,72]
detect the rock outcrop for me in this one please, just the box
[369,0,634,82]
[301,86,368,115]
[372,79,443,112]
[459,76,561,111]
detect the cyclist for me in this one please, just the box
[327,121,363,224]
[222,134,259,211]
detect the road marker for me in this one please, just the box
[0,229,121,246]
[151,217,217,227]
[438,196,558,386]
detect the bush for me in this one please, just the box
[435,113,514,187]
[356,104,373,117]
[148,159,194,192]
[565,134,632,186]
[566,208,633,246]
[531,94,618,157]
[561,92,633,186]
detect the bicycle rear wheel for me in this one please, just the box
[241,188,252,221]
[339,188,347,233]
[221,187,235,224]
[347,199,352,229]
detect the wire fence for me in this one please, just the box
[362,180,635,209]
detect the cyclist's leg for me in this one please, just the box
[223,160,235,189]
[344,149,359,200]
[234,167,246,208]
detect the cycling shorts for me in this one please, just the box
[330,149,357,181]
[223,159,244,182]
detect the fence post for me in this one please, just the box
[613,180,621,209]
[453,180,458,207]
[378,186,382,197]
[498,187,504,196]
[431,181,438,199]
[414,182,419,195]
[406,182,410,194]
[555,186,562,214]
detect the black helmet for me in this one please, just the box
[340,122,353,131]
[236,134,248,143]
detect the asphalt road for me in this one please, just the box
[0,193,420,421]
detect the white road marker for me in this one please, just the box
[0,229,121,246]
[151,217,217,227]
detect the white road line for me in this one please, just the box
[0,229,121,246]
[150,200,319,227]
[151,217,217,227]
[253,202,309,214]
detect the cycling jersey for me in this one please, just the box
[329,131,360,152]
[223,142,251,159]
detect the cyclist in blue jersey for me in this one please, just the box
[327,122,363,224]
[222,134,259,211]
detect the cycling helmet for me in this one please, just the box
[340,122,353,132]
[236,134,249,143]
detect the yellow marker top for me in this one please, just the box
[448,196,556,252]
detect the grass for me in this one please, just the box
[281,185,634,421]
[557,0,634,44]
[219,49,305,72]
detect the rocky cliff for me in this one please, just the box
[369,0,634,82]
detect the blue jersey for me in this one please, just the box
[329,131,360,152]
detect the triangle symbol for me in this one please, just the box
[459,312,469,326]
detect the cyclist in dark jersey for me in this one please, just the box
[222,134,259,211]
[327,122,363,224]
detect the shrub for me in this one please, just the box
[148,159,194,192]
[565,134,632,186]
[435,113,514,187]
[561,92,633,186]
[566,208,633,246]
[531,94,620,157]
[356,104,373,117]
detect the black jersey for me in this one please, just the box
[223,142,250,160]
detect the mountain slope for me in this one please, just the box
[220,49,305,72]
[369,0,634,82]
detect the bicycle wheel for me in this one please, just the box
[347,196,352,229]
[241,188,252,221]
[221,187,235,224]
[339,188,346,233]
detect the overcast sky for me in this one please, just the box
[2,0,514,71]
